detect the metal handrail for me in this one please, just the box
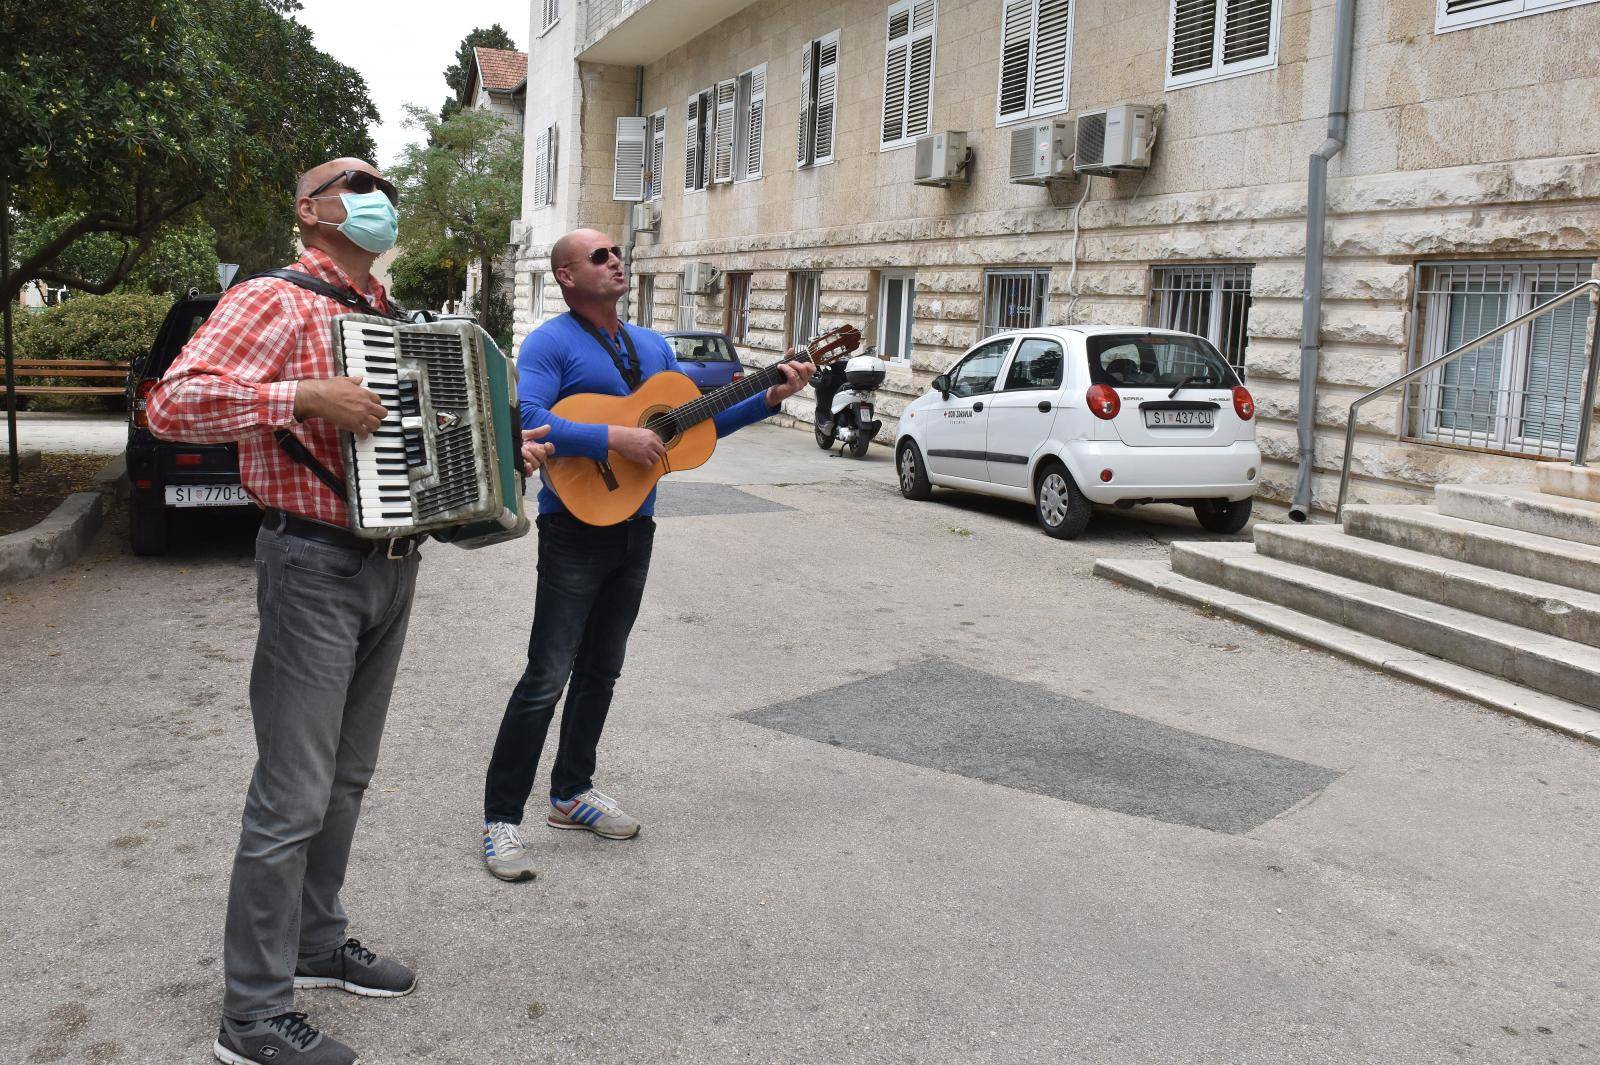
[1334,279,1600,522]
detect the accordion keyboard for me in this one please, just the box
[339,320,429,527]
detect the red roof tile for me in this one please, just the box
[474,47,528,94]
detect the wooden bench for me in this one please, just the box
[0,359,130,397]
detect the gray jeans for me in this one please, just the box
[222,524,420,1021]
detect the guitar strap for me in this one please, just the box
[570,313,643,391]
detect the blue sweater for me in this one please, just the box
[517,312,775,516]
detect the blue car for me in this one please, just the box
[662,331,746,393]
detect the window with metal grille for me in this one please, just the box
[637,275,655,327]
[1437,0,1596,32]
[981,270,1049,337]
[797,32,840,168]
[1149,264,1253,367]
[1406,260,1597,459]
[882,0,937,150]
[725,273,752,342]
[877,272,915,363]
[1166,0,1278,89]
[996,0,1073,124]
[677,290,698,332]
[790,271,822,348]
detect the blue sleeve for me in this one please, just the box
[517,332,610,461]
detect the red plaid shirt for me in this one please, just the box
[146,248,392,526]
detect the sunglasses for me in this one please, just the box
[306,169,399,205]
[561,246,623,269]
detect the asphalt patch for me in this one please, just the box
[740,659,1339,835]
[653,481,792,518]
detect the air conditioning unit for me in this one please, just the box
[1074,103,1155,175]
[682,261,720,295]
[508,220,530,246]
[1008,118,1074,185]
[913,131,969,188]
[631,201,659,233]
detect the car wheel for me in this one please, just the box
[897,439,932,500]
[814,421,835,450]
[130,499,169,556]
[1194,497,1253,534]
[1034,462,1090,540]
[848,425,873,459]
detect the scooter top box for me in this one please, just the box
[846,358,885,391]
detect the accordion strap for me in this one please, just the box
[274,428,348,499]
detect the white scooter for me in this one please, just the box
[813,347,886,459]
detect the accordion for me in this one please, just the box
[330,314,530,549]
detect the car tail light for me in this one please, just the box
[175,453,203,467]
[1100,469,1114,482]
[1086,384,1120,420]
[732,371,744,382]
[133,379,157,429]
[1232,386,1255,421]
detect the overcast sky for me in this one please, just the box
[292,0,532,170]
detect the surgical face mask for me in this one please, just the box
[315,191,399,253]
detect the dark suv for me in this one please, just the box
[125,292,252,555]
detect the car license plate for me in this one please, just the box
[1145,408,1215,429]
[165,484,251,507]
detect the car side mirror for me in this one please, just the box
[932,374,950,398]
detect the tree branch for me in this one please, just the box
[3,192,203,303]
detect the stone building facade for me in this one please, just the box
[512,0,1600,516]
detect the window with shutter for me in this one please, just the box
[544,125,558,208]
[712,79,737,183]
[1436,0,1595,32]
[648,109,667,201]
[685,90,712,192]
[1166,0,1278,87]
[735,64,766,182]
[541,0,559,33]
[613,116,647,202]
[882,0,937,149]
[797,32,840,168]
[995,0,1073,125]
[531,128,548,209]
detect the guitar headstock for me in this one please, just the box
[798,325,862,368]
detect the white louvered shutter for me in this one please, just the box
[648,109,667,200]
[739,64,766,180]
[1221,0,1272,65]
[797,40,814,166]
[613,116,647,202]
[1170,0,1218,78]
[1030,0,1071,113]
[532,127,549,208]
[996,0,1033,122]
[712,78,737,183]
[883,1,935,147]
[684,93,701,190]
[814,31,839,165]
[542,0,558,31]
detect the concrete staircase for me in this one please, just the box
[1095,465,1600,745]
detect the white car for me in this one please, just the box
[895,326,1261,538]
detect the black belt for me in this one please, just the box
[263,509,422,559]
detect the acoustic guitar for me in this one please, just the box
[544,325,862,525]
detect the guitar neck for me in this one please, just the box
[671,348,815,429]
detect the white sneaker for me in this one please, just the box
[483,820,539,882]
[547,789,641,840]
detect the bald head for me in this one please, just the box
[295,157,377,201]
[551,228,627,310]
[550,229,612,277]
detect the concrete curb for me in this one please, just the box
[0,453,126,585]
[1094,556,1600,747]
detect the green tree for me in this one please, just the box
[440,24,517,120]
[14,212,220,298]
[392,106,522,340]
[0,0,377,303]
[389,243,466,313]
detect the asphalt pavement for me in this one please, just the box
[2,423,1597,1064]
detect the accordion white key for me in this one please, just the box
[331,314,530,548]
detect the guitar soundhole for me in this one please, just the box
[643,407,681,448]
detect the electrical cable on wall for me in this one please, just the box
[1065,174,1092,325]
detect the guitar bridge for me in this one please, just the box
[596,460,620,492]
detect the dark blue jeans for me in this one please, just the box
[483,511,655,824]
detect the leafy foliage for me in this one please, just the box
[392,106,522,336]
[441,25,517,120]
[389,243,466,313]
[15,212,219,297]
[0,0,377,301]
[14,291,172,365]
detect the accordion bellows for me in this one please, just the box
[331,314,529,549]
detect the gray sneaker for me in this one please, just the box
[547,788,641,839]
[483,820,539,882]
[294,938,415,997]
[213,1012,356,1065]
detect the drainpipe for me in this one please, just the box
[621,65,644,323]
[1289,0,1358,523]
